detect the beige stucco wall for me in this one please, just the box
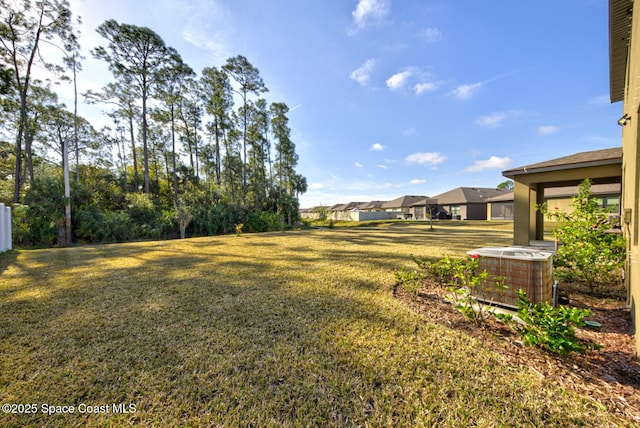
[620,0,640,354]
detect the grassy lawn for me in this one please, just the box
[0,222,630,426]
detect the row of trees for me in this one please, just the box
[0,0,306,245]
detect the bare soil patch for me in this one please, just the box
[393,280,640,424]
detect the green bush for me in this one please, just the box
[444,255,507,325]
[10,204,30,246]
[512,290,601,355]
[126,193,157,225]
[393,268,425,298]
[22,178,66,246]
[538,179,625,292]
[412,255,456,283]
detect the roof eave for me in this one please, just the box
[503,158,622,178]
[609,0,633,103]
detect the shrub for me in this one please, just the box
[127,193,157,225]
[538,179,625,292]
[412,255,456,283]
[245,210,283,233]
[394,268,425,299]
[10,204,30,246]
[511,290,601,354]
[444,255,507,325]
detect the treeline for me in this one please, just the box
[0,1,306,246]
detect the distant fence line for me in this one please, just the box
[0,203,12,253]
[300,210,402,222]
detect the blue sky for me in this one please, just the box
[66,0,622,208]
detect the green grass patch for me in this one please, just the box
[0,223,630,426]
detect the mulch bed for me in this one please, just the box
[393,280,640,424]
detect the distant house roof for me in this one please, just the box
[330,202,365,211]
[358,200,387,210]
[503,148,622,177]
[429,187,511,205]
[486,192,515,203]
[343,202,365,211]
[381,195,427,209]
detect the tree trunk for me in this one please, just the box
[142,83,150,195]
[12,113,24,203]
[63,132,72,245]
[73,57,80,184]
[128,115,139,191]
[214,120,221,186]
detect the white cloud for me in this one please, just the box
[354,161,363,168]
[351,0,389,32]
[180,0,234,63]
[413,81,438,95]
[376,164,389,170]
[309,183,325,190]
[451,82,482,100]
[475,112,507,128]
[386,70,412,90]
[405,152,446,166]
[537,125,559,136]
[370,143,386,151]
[402,128,416,137]
[465,156,512,172]
[409,178,426,185]
[475,110,525,128]
[350,58,376,85]
[419,27,441,43]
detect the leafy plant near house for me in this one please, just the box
[508,290,601,355]
[412,254,456,283]
[393,268,425,298]
[444,255,507,326]
[411,254,507,324]
[537,179,626,293]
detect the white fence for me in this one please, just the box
[0,203,12,253]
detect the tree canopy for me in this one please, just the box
[1,7,306,246]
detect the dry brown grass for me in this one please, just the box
[0,222,632,426]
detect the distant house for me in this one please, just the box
[381,195,427,219]
[329,203,347,212]
[329,202,364,220]
[357,201,387,212]
[415,187,511,220]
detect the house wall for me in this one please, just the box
[621,1,640,353]
[440,203,487,220]
[350,211,399,221]
[325,211,400,221]
[300,212,319,220]
[466,204,487,220]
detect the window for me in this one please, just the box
[593,195,620,213]
[491,202,514,220]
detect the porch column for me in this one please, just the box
[534,185,545,241]
[513,181,542,245]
